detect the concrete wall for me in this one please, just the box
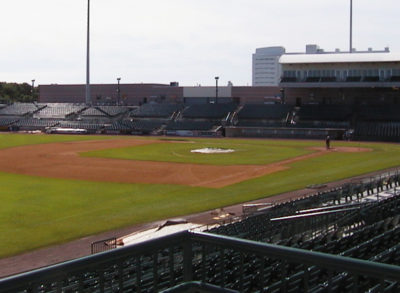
[39,84,183,105]
[183,86,232,98]
[232,86,281,104]
[39,84,282,105]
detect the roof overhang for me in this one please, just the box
[280,53,400,65]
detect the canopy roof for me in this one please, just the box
[280,52,400,64]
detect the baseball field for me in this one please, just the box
[1,133,400,258]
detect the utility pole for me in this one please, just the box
[215,76,219,104]
[117,77,121,105]
[350,0,353,53]
[31,79,35,100]
[85,0,91,105]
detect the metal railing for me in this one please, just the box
[1,230,400,292]
[91,237,117,254]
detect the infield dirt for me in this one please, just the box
[0,139,370,188]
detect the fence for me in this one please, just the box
[91,237,117,254]
[1,231,400,292]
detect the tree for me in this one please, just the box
[0,82,38,103]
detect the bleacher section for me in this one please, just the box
[13,118,59,130]
[1,101,400,140]
[34,103,86,118]
[0,117,19,130]
[166,120,215,131]
[356,104,400,122]
[2,171,400,292]
[233,104,292,128]
[97,106,131,117]
[130,103,182,118]
[0,103,43,116]
[121,119,167,134]
[57,121,107,133]
[236,104,292,120]
[79,107,108,117]
[355,121,400,141]
[295,104,353,122]
[182,103,236,119]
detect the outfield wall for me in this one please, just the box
[225,126,345,139]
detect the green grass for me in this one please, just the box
[0,133,114,149]
[1,134,400,258]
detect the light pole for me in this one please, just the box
[215,76,219,104]
[117,77,121,105]
[85,0,91,105]
[31,79,35,100]
[350,0,353,53]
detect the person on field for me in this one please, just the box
[325,135,331,150]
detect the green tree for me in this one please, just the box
[0,82,38,103]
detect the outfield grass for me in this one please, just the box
[0,133,113,149]
[1,134,400,258]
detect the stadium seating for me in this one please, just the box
[356,105,400,121]
[236,104,292,120]
[34,103,86,118]
[296,104,353,121]
[354,121,400,140]
[130,103,182,118]
[79,107,108,117]
[1,101,400,141]
[166,120,216,131]
[120,119,167,134]
[57,121,106,132]
[13,118,59,130]
[97,106,131,117]
[181,103,237,119]
[0,103,43,116]
[0,117,19,128]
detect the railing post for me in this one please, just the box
[183,237,193,282]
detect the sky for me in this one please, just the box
[0,0,399,86]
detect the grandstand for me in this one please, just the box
[0,103,43,116]
[130,103,182,119]
[33,103,86,119]
[232,104,292,128]
[1,101,400,140]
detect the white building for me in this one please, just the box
[252,44,391,87]
[252,47,285,86]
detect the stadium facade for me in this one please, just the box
[252,44,392,86]
[280,48,400,105]
[39,84,281,106]
[39,44,400,106]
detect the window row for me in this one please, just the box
[283,68,400,79]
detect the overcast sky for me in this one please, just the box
[1,0,398,86]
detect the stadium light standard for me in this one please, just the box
[85,0,91,105]
[350,0,353,53]
[215,76,219,104]
[117,77,121,105]
[31,79,35,99]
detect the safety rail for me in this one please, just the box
[1,231,400,292]
[91,237,118,254]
